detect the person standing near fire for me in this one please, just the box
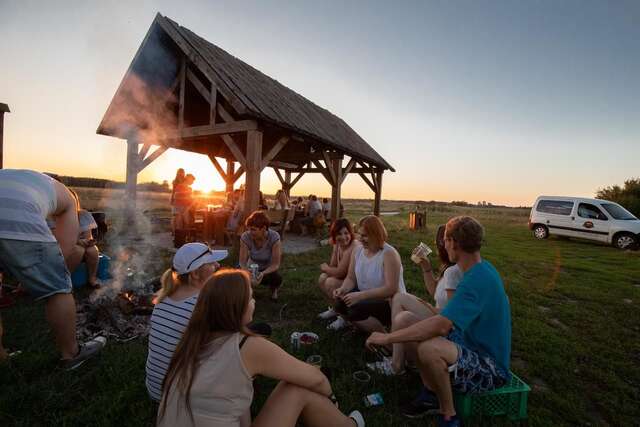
[173,173,196,247]
[0,169,106,369]
[170,168,185,235]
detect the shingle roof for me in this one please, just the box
[163,16,393,171]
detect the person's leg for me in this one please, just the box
[416,337,459,417]
[84,245,99,286]
[318,273,328,295]
[65,244,85,274]
[261,271,282,300]
[45,293,79,359]
[391,310,428,373]
[252,381,356,427]
[320,277,342,302]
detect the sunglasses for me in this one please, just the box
[186,247,214,271]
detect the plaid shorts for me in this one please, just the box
[447,329,509,394]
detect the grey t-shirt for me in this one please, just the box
[240,229,280,271]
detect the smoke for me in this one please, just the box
[101,72,179,148]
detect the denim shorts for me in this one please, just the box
[0,239,72,300]
[447,329,509,394]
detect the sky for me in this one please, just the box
[1,0,638,206]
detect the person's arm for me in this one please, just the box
[366,314,453,348]
[239,238,250,270]
[51,181,79,259]
[259,240,281,277]
[320,245,339,274]
[242,337,332,398]
[418,256,438,297]
[323,243,357,279]
[333,248,358,298]
[342,247,401,306]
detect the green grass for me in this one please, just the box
[1,200,639,426]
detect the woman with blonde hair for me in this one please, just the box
[145,243,228,402]
[158,269,365,427]
[329,215,406,332]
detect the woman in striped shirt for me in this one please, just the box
[145,243,228,401]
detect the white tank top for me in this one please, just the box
[354,243,406,294]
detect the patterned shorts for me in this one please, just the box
[447,329,509,394]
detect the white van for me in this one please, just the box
[529,196,640,249]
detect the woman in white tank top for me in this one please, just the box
[331,216,406,333]
[158,270,365,427]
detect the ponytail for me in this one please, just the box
[156,268,187,303]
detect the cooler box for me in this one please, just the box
[71,254,111,288]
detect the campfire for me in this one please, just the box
[76,246,162,342]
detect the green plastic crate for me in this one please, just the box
[454,372,531,422]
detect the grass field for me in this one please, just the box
[1,191,639,426]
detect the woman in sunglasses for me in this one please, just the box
[145,243,228,402]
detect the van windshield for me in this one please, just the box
[601,203,637,220]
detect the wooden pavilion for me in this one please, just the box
[98,14,394,220]
[0,103,9,169]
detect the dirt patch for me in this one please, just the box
[282,235,320,254]
[537,305,551,313]
[622,298,633,304]
[530,377,549,393]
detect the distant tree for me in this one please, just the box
[596,178,640,217]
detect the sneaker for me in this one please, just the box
[366,357,402,376]
[318,307,338,320]
[348,410,365,427]
[437,414,461,427]
[400,387,440,418]
[327,316,348,331]
[61,336,107,371]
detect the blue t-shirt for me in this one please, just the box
[441,260,511,372]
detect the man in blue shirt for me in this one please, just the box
[366,216,511,427]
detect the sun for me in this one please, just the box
[154,150,228,193]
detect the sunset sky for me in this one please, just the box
[1,0,638,206]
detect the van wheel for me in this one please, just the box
[533,224,549,239]
[613,233,637,250]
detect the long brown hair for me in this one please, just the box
[158,269,254,424]
[358,215,388,251]
[435,224,454,276]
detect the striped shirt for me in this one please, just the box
[0,169,57,242]
[145,294,198,401]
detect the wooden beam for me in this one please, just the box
[138,142,152,163]
[284,170,292,197]
[290,171,305,189]
[374,170,383,216]
[155,15,247,115]
[340,158,356,184]
[138,146,168,172]
[210,87,217,124]
[176,120,258,139]
[322,151,337,185]
[330,157,343,221]
[125,139,139,209]
[269,160,301,170]
[217,103,234,122]
[208,155,228,181]
[261,136,289,170]
[225,160,235,193]
[274,168,286,187]
[232,166,245,183]
[222,134,246,167]
[178,56,186,129]
[244,130,263,214]
[358,172,377,193]
[312,160,334,185]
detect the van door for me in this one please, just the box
[575,202,611,242]
[535,199,577,237]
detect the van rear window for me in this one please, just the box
[536,200,574,215]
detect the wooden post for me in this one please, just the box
[373,169,383,216]
[330,158,343,221]
[226,159,235,194]
[244,130,263,214]
[284,170,292,197]
[125,139,139,210]
[0,103,9,169]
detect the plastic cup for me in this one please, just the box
[306,355,322,368]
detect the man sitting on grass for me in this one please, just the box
[366,216,511,427]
